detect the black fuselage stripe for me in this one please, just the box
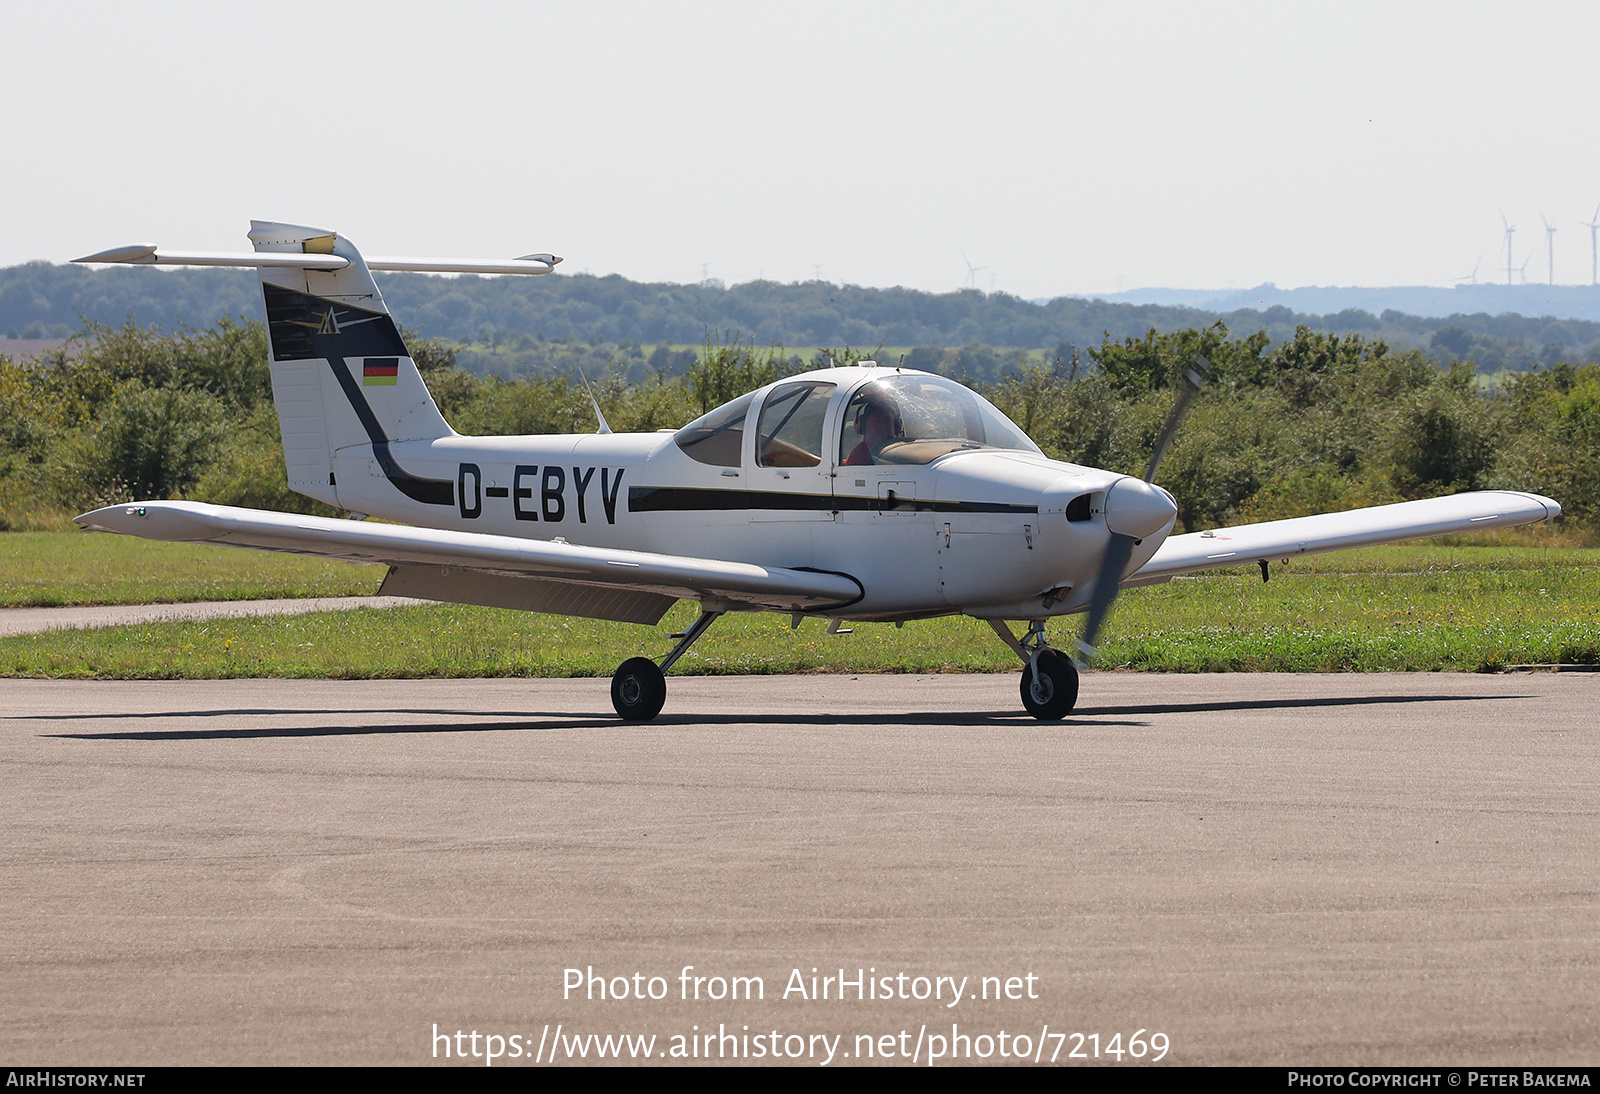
[627,487,1037,515]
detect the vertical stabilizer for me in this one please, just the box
[251,221,455,509]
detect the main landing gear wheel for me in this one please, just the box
[1019,648,1079,720]
[609,607,725,722]
[611,657,667,722]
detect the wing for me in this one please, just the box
[74,501,862,625]
[1128,490,1561,584]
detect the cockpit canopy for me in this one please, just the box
[673,372,1042,468]
[837,374,1041,465]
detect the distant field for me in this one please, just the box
[0,337,76,359]
[1,542,1593,678]
[0,531,381,607]
[452,341,1063,373]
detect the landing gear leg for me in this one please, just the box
[610,607,724,722]
[989,619,1079,720]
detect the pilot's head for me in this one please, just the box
[853,392,902,440]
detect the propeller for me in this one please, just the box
[1075,354,1211,666]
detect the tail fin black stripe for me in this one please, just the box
[322,353,454,506]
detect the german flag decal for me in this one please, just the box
[363,358,399,386]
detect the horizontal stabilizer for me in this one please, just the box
[74,245,350,271]
[366,255,562,275]
[74,245,560,275]
[74,502,863,615]
[1131,490,1561,583]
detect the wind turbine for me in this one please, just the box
[961,250,988,290]
[1542,215,1557,286]
[1455,257,1482,285]
[1582,204,1600,287]
[1502,212,1517,285]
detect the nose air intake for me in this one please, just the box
[1104,477,1178,540]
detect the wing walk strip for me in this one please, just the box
[74,502,865,623]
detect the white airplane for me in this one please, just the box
[73,221,1562,721]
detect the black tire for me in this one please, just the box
[1019,649,1079,720]
[611,657,667,722]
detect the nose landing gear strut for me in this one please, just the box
[988,619,1079,720]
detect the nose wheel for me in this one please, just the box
[1019,647,1079,720]
[988,619,1080,720]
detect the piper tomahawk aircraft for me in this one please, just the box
[74,222,1561,721]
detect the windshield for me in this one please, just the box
[674,391,756,466]
[838,374,1041,466]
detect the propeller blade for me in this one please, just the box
[1142,355,1210,482]
[1079,353,1210,667]
[1076,532,1136,665]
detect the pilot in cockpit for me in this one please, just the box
[842,395,904,466]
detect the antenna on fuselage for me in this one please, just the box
[576,367,612,435]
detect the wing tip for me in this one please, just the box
[1490,490,1562,523]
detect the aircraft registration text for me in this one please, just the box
[457,463,625,524]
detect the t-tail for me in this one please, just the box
[75,222,560,512]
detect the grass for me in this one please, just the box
[1,542,1593,678]
[0,531,382,607]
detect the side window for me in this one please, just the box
[674,391,757,467]
[756,381,835,468]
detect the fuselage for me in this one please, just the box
[324,366,1174,620]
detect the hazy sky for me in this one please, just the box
[6,1,1599,298]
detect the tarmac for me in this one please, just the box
[1,671,1595,1066]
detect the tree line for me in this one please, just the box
[9,261,1600,370]
[2,318,1594,535]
